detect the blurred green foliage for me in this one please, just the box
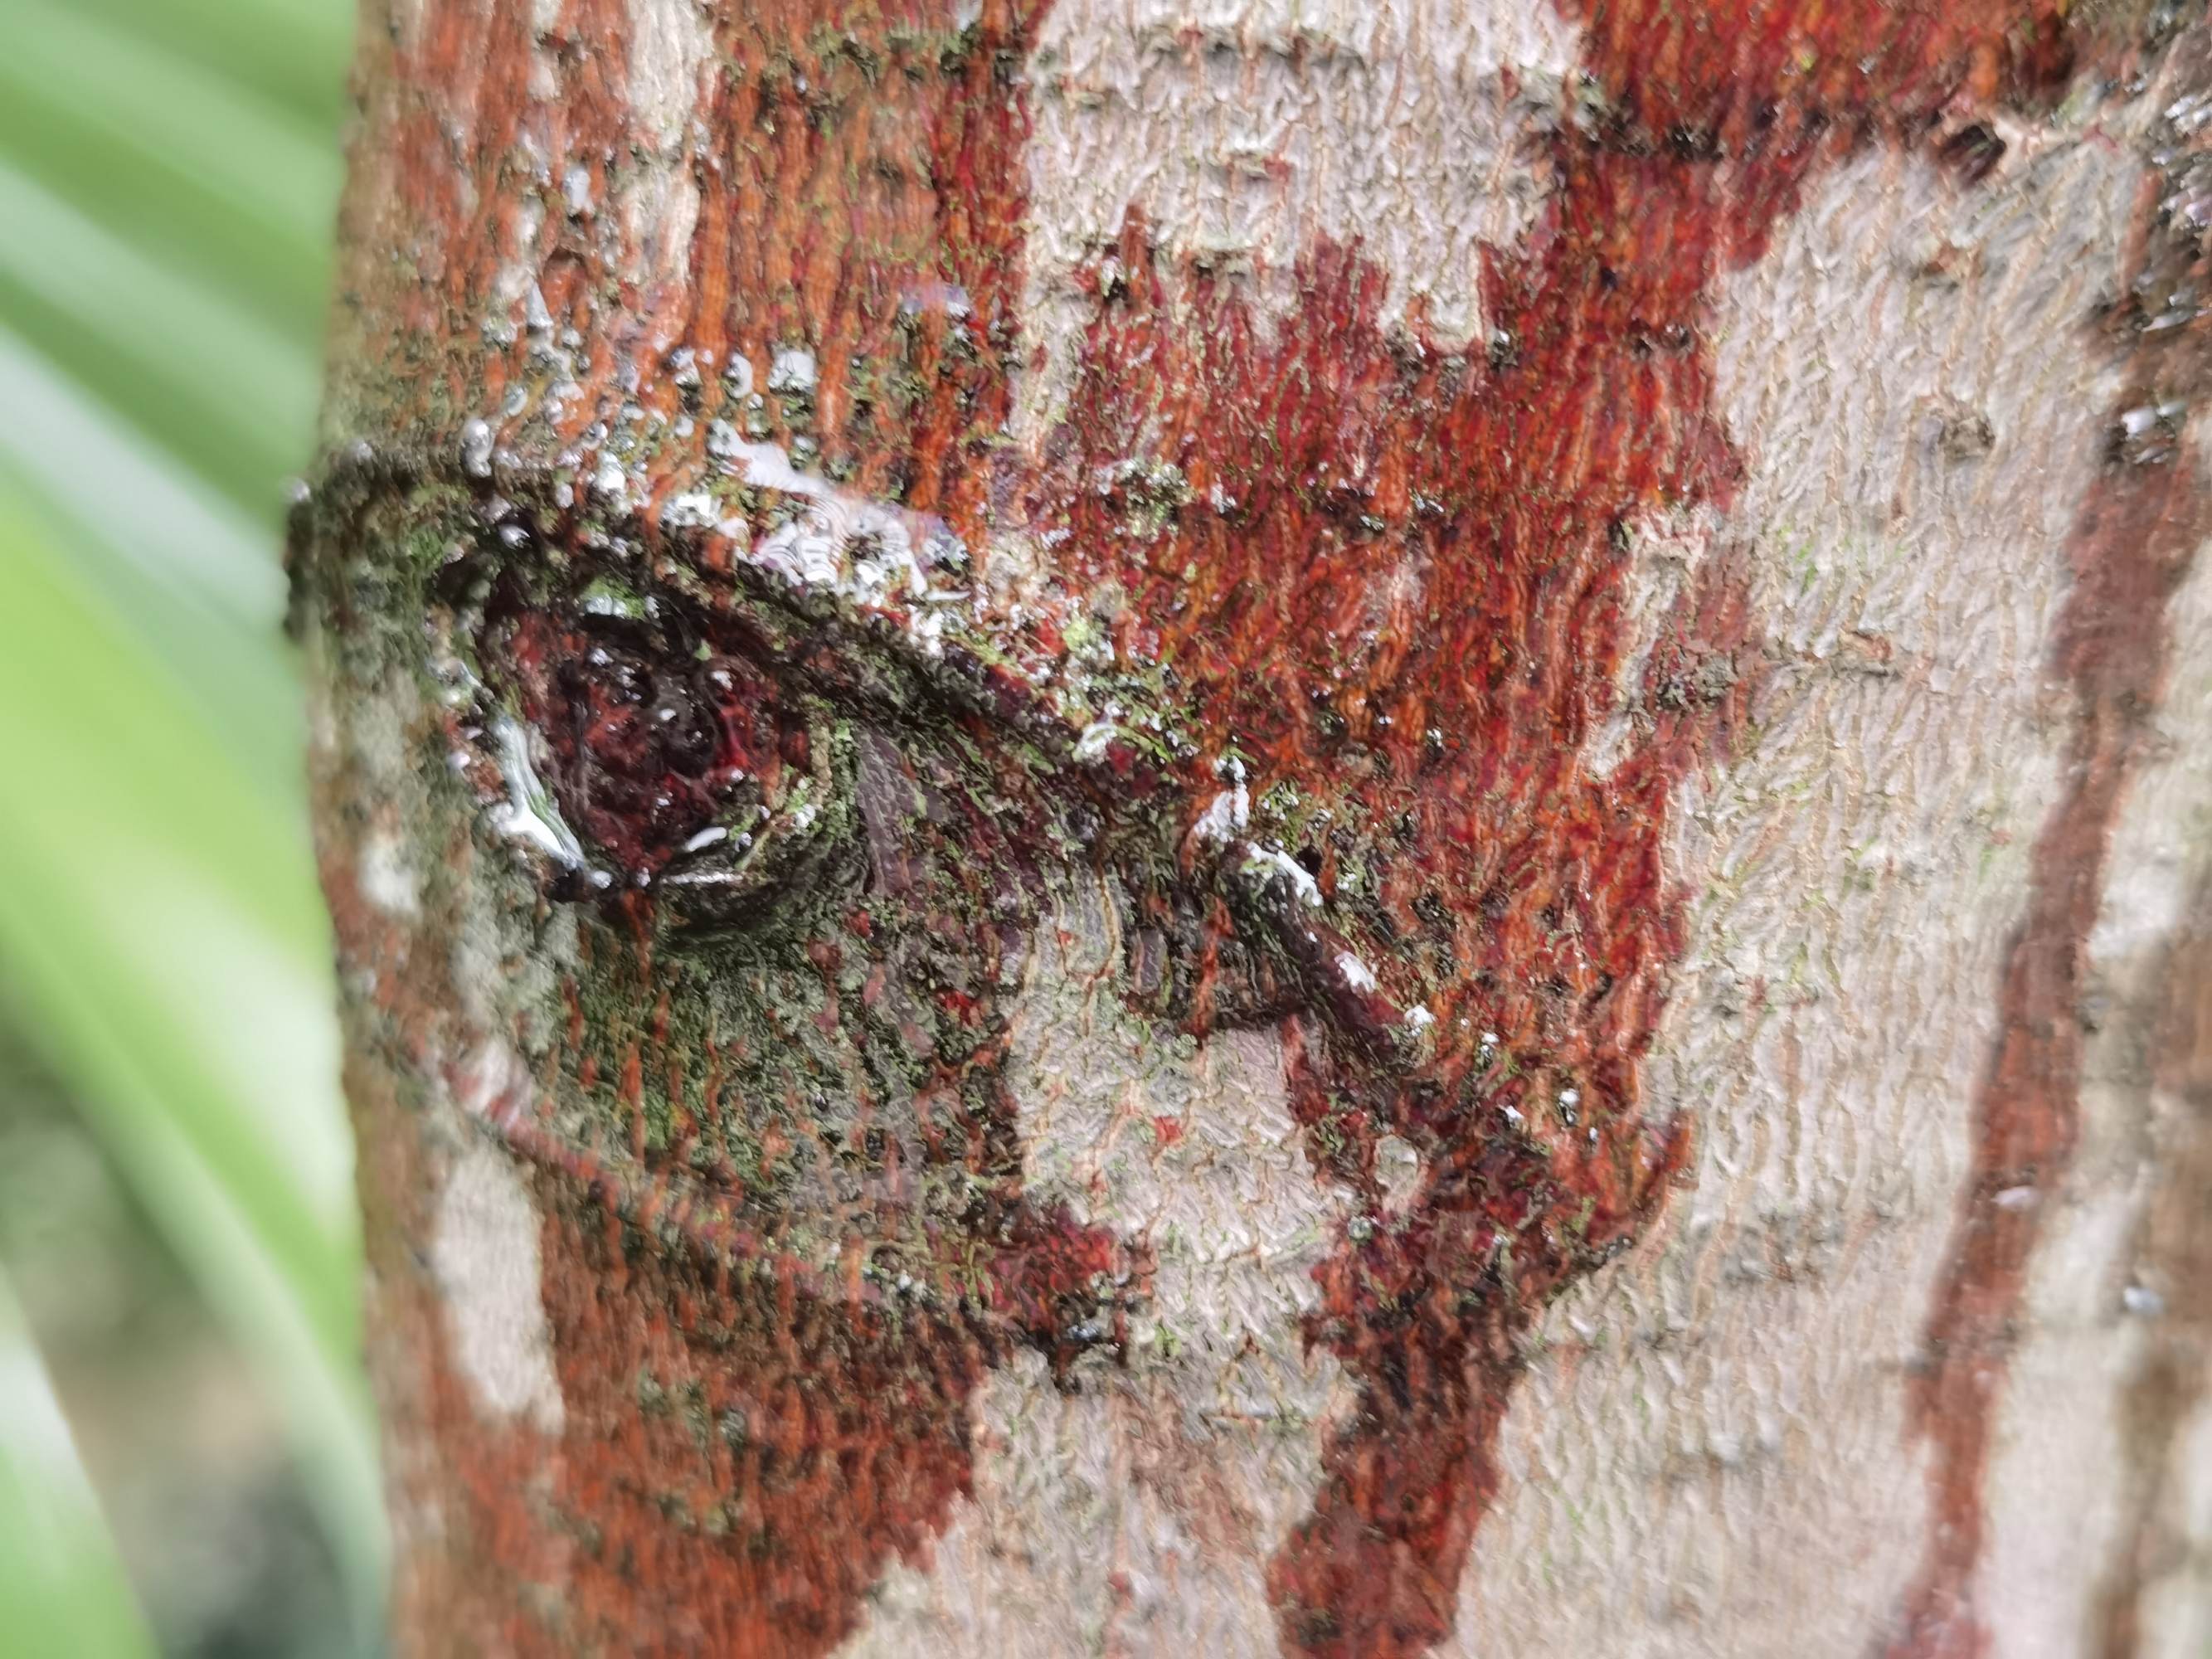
[0,0,377,1652]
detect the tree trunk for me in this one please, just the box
[292,2,2212,1654]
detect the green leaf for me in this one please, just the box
[0,155,323,520]
[0,477,386,1631]
[0,329,301,786]
[0,1265,158,1659]
[60,0,356,132]
[0,1,341,353]
[0,0,381,1640]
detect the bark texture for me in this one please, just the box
[295,2,2212,1655]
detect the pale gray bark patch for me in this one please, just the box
[624,0,712,150]
[358,825,421,920]
[843,876,1353,1654]
[1581,507,1720,780]
[1009,0,1580,453]
[614,0,709,314]
[2137,1396,2212,1655]
[1456,123,2149,1657]
[429,1139,566,1434]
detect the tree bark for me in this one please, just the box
[293,2,2212,1655]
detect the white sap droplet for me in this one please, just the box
[485,715,587,869]
[768,347,819,394]
[459,418,493,479]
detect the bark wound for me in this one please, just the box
[330,7,1135,1656]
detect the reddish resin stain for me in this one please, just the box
[332,1,2196,1656]
[370,0,1046,493]
[395,884,1139,1659]
[360,7,1129,1657]
[683,0,1051,530]
[351,1066,996,1659]
[1044,198,1749,1654]
[1022,2,2071,1649]
[532,1201,994,1658]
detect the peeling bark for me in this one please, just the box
[297,1,2212,1654]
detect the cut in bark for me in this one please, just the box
[294,2,2212,1654]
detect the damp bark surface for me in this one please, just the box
[297,2,2212,1655]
